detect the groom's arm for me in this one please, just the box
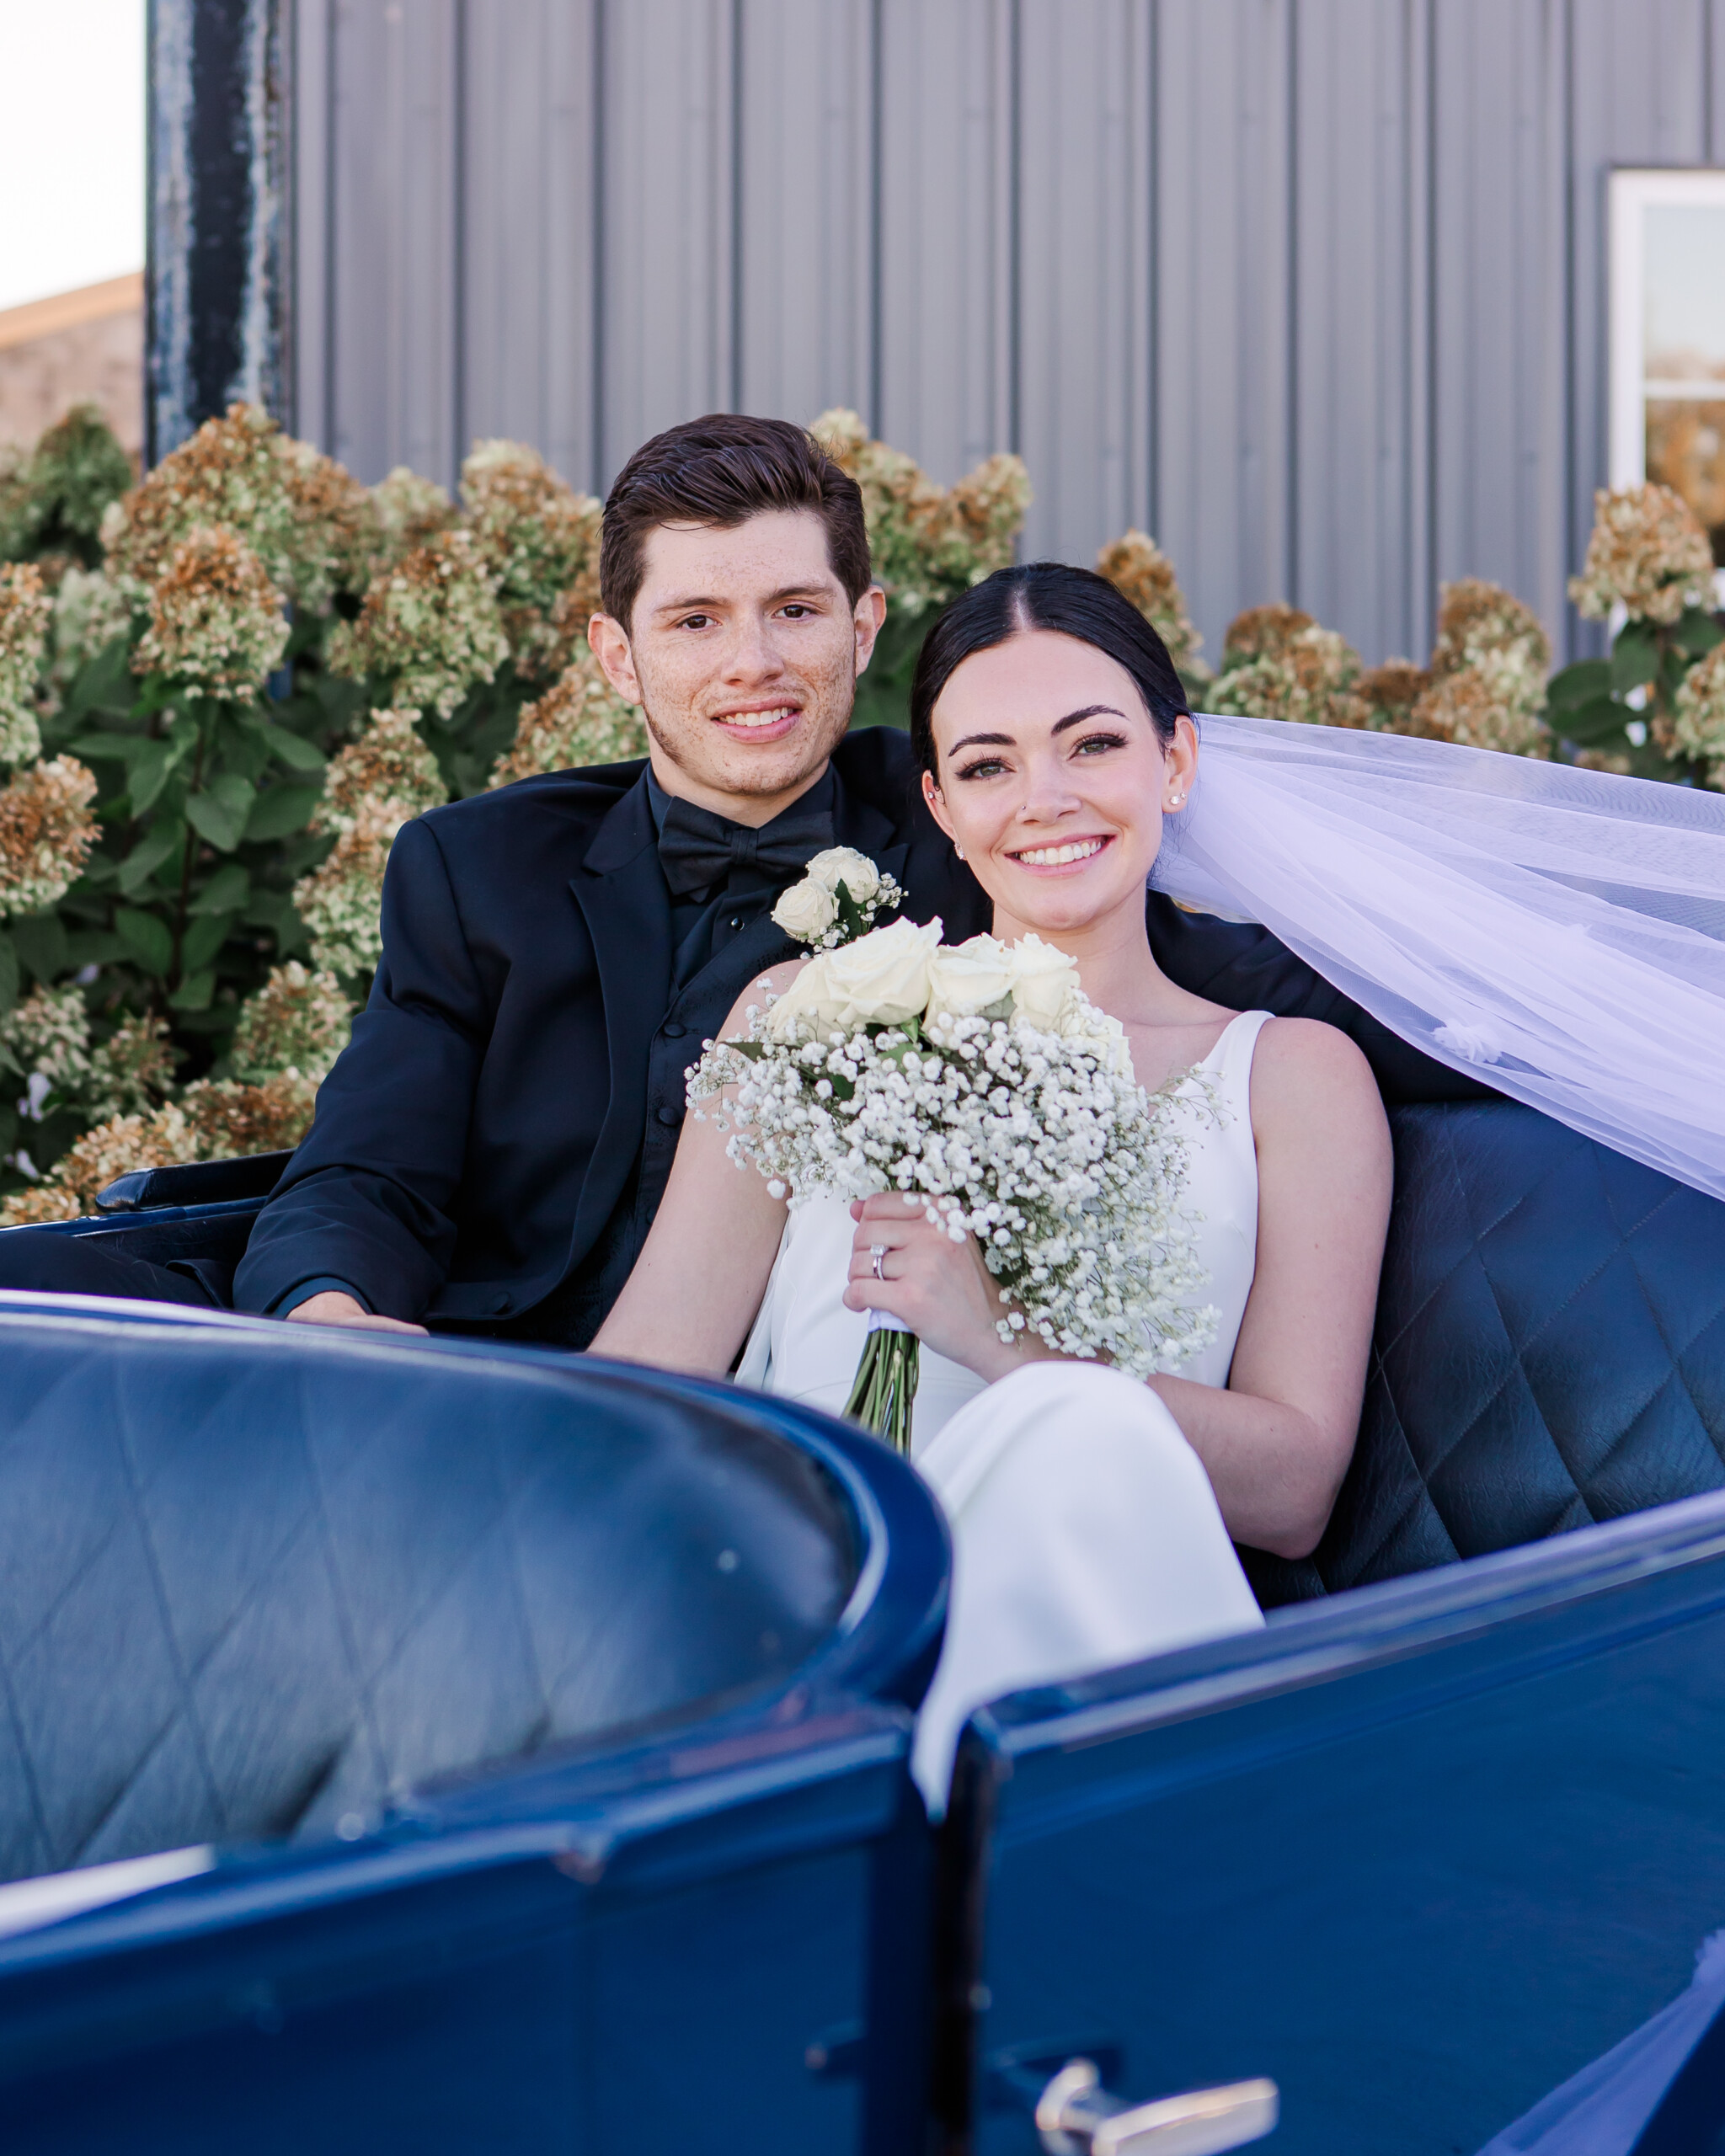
[233,818,491,1322]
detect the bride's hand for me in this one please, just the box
[842,1194,1033,1382]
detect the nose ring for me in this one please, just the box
[870,1245,888,1281]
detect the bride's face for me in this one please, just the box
[920,628,1196,937]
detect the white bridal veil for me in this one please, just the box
[1153,714,1725,1203]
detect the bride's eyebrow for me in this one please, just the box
[1049,703,1129,735]
[947,729,1015,755]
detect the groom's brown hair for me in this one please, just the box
[599,414,872,631]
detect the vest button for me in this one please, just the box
[662,1021,686,1038]
[656,1105,681,1126]
[728,915,743,931]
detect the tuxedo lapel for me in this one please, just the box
[566,776,673,1252]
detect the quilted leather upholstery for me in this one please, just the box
[0,1310,856,1886]
[1243,1102,1725,1605]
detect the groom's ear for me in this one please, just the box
[588,614,644,707]
[852,584,888,679]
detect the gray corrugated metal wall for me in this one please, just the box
[289,0,1725,666]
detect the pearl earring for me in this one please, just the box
[1169,792,1185,808]
[955,845,966,860]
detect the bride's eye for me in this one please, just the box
[955,755,1009,781]
[1071,730,1127,756]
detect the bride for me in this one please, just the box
[594,563,1393,1806]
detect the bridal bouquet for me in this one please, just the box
[689,912,1215,1450]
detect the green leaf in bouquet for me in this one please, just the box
[1555,696,1632,747]
[168,968,216,1011]
[244,782,323,842]
[1545,659,1612,715]
[0,931,18,1017]
[1672,606,1724,657]
[117,817,186,895]
[185,774,258,852]
[724,1038,765,1061]
[1610,625,1659,693]
[11,911,68,985]
[834,880,867,941]
[115,906,174,977]
[258,719,328,773]
[179,913,233,975]
[189,862,250,916]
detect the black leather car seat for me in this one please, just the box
[0,1307,857,1886]
[1243,1102,1725,1605]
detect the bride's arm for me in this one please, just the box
[589,966,799,1377]
[1147,1017,1391,1559]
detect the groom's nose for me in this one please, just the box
[717,609,788,684]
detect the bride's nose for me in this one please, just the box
[1012,755,1083,826]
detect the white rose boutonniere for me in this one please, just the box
[772,846,904,953]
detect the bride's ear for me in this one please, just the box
[1162,713,1199,812]
[921,769,961,851]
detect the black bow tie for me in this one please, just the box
[655,792,836,899]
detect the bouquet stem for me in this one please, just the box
[844,1323,921,1454]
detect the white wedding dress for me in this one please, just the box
[737,1008,1273,1810]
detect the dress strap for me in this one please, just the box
[1204,1008,1273,1126]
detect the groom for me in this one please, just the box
[0,412,1482,1337]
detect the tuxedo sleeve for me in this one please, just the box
[233,818,493,1320]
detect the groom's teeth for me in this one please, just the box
[1017,838,1105,866]
[721,707,796,727]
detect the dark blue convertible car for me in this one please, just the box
[2,1090,1723,2153]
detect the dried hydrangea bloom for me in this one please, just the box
[489,648,648,785]
[0,984,92,1095]
[0,1179,84,1225]
[0,1102,195,1225]
[0,443,32,559]
[327,526,510,718]
[1407,669,1548,757]
[460,440,603,676]
[292,803,405,975]
[103,403,372,613]
[1674,641,1725,787]
[229,960,354,1083]
[1567,485,1716,627]
[371,465,457,566]
[0,755,99,915]
[51,564,146,688]
[312,707,447,838]
[85,1014,177,1120]
[132,525,289,698]
[1358,659,1430,732]
[921,453,1032,586]
[537,566,607,677]
[179,1073,318,1156]
[1211,622,1369,729]
[1573,746,1634,776]
[1220,603,1317,670]
[0,562,52,766]
[1096,531,1203,668]
[1430,579,1551,681]
[15,403,135,557]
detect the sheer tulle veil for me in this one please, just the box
[1152,714,1725,1201]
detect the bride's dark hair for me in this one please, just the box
[908,561,1189,777]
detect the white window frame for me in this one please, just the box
[1608,167,1725,488]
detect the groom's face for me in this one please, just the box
[590,509,885,825]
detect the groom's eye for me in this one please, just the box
[676,612,715,630]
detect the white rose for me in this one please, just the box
[1007,935,1081,1033]
[924,935,1017,1026]
[802,846,882,903]
[766,915,942,1039]
[772,874,840,943]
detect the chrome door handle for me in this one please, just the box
[1034,2058,1279,2155]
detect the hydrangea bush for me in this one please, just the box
[0,400,1713,1221]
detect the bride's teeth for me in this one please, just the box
[1018,838,1104,866]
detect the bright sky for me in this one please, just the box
[1645,204,1725,371]
[0,1,145,312]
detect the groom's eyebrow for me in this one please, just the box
[649,581,832,616]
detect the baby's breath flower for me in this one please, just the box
[461,440,603,677]
[229,961,354,1083]
[327,526,509,718]
[488,648,647,784]
[1568,484,1716,626]
[314,707,447,837]
[1674,641,1725,787]
[0,755,98,915]
[0,562,52,766]
[371,465,456,565]
[1096,530,1203,668]
[132,526,289,698]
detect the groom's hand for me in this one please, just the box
[286,1290,429,1336]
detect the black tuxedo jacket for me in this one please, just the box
[235,726,1489,1328]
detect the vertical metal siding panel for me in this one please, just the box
[291,0,333,449]
[597,0,734,487]
[877,0,1012,482]
[1431,2,1565,650]
[1016,1,1153,565]
[1712,0,1725,156]
[461,0,600,489]
[1292,0,1422,662]
[735,0,873,429]
[327,0,459,483]
[1153,0,1294,668]
[1567,0,1707,622]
